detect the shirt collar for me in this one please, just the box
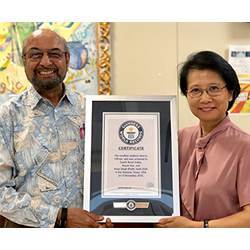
[64,86,77,106]
[27,84,76,109]
[196,115,231,149]
[27,86,42,109]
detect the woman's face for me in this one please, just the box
[186,69,233,126]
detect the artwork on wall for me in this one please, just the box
[230,83,250,113]
[0,22,111,104]
[228,45,250,113]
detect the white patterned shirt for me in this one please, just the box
[0,85,85,227]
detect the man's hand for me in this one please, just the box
[98,218,113,228]
[66,208,113,228]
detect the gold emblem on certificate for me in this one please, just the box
[113,200,150,211]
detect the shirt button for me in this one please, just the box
[54,196,60,203]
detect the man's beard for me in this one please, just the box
[31,73,65,90]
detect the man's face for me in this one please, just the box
[23,30,70,91]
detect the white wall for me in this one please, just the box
[111,22,250,132]
[178,22,250,132]
[111,23,178,96]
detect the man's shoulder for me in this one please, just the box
[65,87,85,108]
[70,90,85,101]
[0,90,29,117]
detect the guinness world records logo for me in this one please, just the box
[119,120,144,145]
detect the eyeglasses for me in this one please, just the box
[187,85,227,98]
[23,49,67,62]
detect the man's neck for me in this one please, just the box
[35,84,65,107]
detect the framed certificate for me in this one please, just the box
[84,95,180,223]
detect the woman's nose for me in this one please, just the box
[199,90,212,102]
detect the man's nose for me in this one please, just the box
[39,53,52,65]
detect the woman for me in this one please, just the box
[156,51,250,228]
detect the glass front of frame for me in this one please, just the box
[84,96,180,223]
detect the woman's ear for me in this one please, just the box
[228,90,233,102]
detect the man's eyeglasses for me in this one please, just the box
[23,49,67,62]
[187,85,227,98]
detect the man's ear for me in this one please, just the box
[65,52,70,67]
[22,55,26,65]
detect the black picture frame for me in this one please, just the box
[84,95,180,222]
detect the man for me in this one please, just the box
[0,29,112,227]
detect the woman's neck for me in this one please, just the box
[200,114,226,137]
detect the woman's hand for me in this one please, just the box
[155,216,202,228]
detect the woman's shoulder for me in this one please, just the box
[222,120,250,151]
[178,125,200,150]
[227,120,250,140]
[178,125,199,138]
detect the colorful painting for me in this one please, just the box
[230,83,250,113]
[0,22,111,104]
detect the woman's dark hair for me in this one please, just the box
[179,50,241,110]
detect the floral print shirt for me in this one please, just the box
[0,86,85,227]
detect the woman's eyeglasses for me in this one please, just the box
[187,85,227,98]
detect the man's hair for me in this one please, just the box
[22,29,69,57]
[179,50,241,110]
